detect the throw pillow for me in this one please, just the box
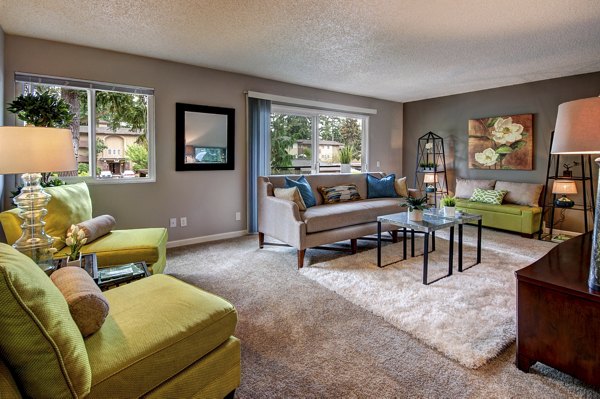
[455,179,496,199]
[284,176,317,208]
[51,267,110,337]
[46,182,93,250]
[394,176,409,197]
[0,243,92,398]
[494,181,544,207]
[70,215,117,243]
[470,188,508,205]
[274,187,307,211]
[318,184,362,204]
[367,174,398,199]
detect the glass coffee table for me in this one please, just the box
[376,210,483,285]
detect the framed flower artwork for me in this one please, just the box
[468,114,533,170]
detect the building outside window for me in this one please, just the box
[14,73,155,182]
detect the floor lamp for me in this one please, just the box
[0,127,76,273]
[550,97,600,292]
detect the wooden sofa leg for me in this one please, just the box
[391,230,399,243]
[258,232,264,248]
[351,238,358,254]
[297,249,306,269]
[521,233,533,239]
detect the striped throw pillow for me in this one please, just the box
[470,188,508,205]
[318,184,362,204]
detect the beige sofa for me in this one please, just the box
[258,173,411,268]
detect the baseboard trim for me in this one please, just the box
[167,230,248,248]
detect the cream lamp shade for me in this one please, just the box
[551,97,600,154]
[0,127,77,173]
[423,173,436,184]
[552,180,577,195]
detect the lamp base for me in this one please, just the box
[555,196,575,208]
[12,173,56,274]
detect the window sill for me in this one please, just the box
[62,176,156,185]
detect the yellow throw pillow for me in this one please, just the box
[274,187,307,211]
[45,182,93,250]
[395,177,409,197]
[0,243,92,398]
[51,267,110,337]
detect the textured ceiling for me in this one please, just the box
[1,0,599,102]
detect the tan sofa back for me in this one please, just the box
[262,172,386,205]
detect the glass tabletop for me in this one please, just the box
[424,208,482,223]
[378,211,458,233]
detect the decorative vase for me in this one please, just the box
[340,164,352,173]
[444,206,456,217]
[66,253,83,267]
[408,209,423,222]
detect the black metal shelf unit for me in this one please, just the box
[414,132,449,207]
[538,131,596,240]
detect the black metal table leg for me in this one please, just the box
[377,221,382,267]
[477,219,482,264]
[458,224,463,272]
[403,227,407,260]
[423,232,429,284]
[432,231,436,252]
[411,229,415,257]
[449,226,454,276]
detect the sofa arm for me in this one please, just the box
[258,196,306,249]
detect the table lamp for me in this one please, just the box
[552,180,577,208]
[0,127,77,272]
[423,173,436,193]
[551,96,600,292]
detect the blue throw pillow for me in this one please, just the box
[367,174,398,199]
[285,176,317,208]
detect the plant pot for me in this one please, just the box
[408,209,423,222]
[340,164,352,173]
[66,253,82,267]
[443,206,456,217]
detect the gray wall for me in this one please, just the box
[403,72,600,233]
[3,35,403,242]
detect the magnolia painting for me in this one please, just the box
[468,114,533,170]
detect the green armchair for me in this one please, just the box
[0,182,168,274]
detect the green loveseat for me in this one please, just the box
[0,182,168,274]
[453,179,543,236]
[0,243,241,398]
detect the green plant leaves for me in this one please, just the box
[495,145,512,154]
[6,90,74,128]
[510,140,526,150]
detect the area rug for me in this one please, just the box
[299,227,556,369]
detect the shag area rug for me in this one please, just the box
[299,228,556,369]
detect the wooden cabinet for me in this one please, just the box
[515,232,600,387]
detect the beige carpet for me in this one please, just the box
[299,229,556,369]
[166,227,600,398]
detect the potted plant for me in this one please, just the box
[440,195,457,217]
[339,145,353,173]
[419,161,438,171]
[400,196,428,221]
[63,225,88,266]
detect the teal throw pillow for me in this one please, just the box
[285,176,317,208]
[470,188,508,205]
[367,174,398,199]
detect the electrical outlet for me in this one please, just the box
[180,217,187,227]
[169,218,177,228]
[235,212,241,221]
[376,161,381,168]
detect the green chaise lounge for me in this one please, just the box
[0,182,168,274]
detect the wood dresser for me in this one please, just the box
[515,231,600,387]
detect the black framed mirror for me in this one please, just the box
[176,103,235,170]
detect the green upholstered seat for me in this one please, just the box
[0,182,168,274]
[455,198,542,234]
[454,199,534,215]
[85,274,238,398]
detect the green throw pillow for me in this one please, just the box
[0,243,92,398]
[470,188,508,205]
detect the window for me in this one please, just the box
[270,104,368,175]
[14,73,155,182]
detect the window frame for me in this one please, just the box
[13,73,156,184]
[270,103,370,174]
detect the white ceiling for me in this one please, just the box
[1,0,599,102]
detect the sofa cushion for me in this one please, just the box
[285,176,317,208]
[85,274,237,398]
[367,174,398,199]
[55,228,167,268]
[0,243,91,399]
[318,184,362,204]
[302,198,401,233]
[495,181,543,207]
[456,198,536,215]
[274,187,306,211]
[394,176,409,197]
[455,179,496,199]
[470,188,508,205]
[46,183,94,250]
